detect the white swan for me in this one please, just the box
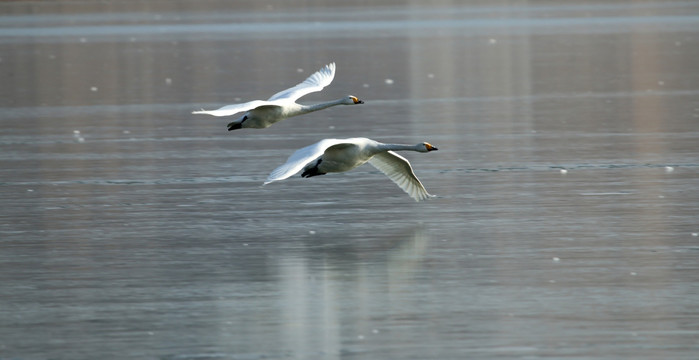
[264,137,438,201]
[192,62,364,130]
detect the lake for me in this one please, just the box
[1,1,698,359]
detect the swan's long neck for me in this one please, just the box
[299,98,346,114]
[377,143,423,152]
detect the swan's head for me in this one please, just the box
[421,142,438,152]
[343,95,364,105]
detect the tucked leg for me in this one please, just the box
[301,159,326,178]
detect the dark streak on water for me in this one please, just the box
[1,1,699,360]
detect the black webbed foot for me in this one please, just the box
[227,116,247,131]
[301,159,325,178]
[301,169,326,178]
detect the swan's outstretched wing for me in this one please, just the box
[266,62,336,102]
[368,151,433,201]
[192,100,271,117]
[264,138,345,184]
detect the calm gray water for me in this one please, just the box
[1,1,698,359]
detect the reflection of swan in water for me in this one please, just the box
[264,137,438,201]
[273,225,430,357]
[192,62,364,130]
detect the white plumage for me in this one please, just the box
[264,137,438,201]
[192,63,363,130]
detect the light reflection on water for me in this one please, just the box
[1,1,698,359]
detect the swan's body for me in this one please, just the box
[264,137,438,201]
[192,63,363,130]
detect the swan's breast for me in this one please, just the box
[319,143,369,173]
[246,105,286,128]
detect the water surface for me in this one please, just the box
[1,1,698,359]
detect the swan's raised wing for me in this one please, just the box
[368,151,433,201]
[266,63,336,102]
[264,138,345,184]
[192,100,271,117]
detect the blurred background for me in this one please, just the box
[1,1,698,359]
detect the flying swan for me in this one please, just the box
[192,62,364,130]
[264,137,438,201]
